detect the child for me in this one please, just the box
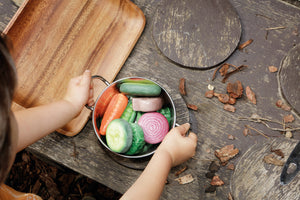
[0,34,197,199]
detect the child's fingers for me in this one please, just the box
[176,123,190,136]
[81,70,91,86]
[187,131,197,143]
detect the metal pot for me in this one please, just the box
[87,76,176,158]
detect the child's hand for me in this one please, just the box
[157,123,197,167]
[63,70,94,115]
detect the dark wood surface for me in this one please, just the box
[1,0,300,199]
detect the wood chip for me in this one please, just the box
[276,100,291,111]
[222,65,247,83]
[228,134,235,140]
[205,90,214,98]
[238,39,253,50]
[215,145,239,163]
[223,104,236,112]
[276,100,283,108]
[175,174,194,184]
[268,66,278,72]
[211,175,224,186]
[243,127,250,136]
[220,63,230,76]
[263,154,284,166]
[228,97,236,105]
[227,163,235,170]
[187,104,198,111]
[175,166,187,176]
[281,104,292,111]
[245,86,256,104]
[227,81,243,98]
[179,78,186,96]
[271,148,284,158]
[214,93,230,104]
[283,114,295,123]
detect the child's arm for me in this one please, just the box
[121,123,197,200]
[14,70,94,152]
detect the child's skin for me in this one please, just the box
[1,36,197,199]
[121,123,197,200]
[14,70,94,152]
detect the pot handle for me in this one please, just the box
[85,75,110,111]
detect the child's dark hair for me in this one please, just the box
[0,34,17,183]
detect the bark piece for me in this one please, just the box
[227,163,235,170]
[187,104,198,111]
[211,175,224,186]
[271,148,284,158]
[276,100,291,111]
[224,104,236,112]
[268,66,278,72]
[175,166,187,176]
[263,154,284,166]
[245,86,256,104]
[214,93,230,104]
[228,134,235,140]
[238,39,253,50]
[175,174,194,184]
[283,114,295,123]
[227,81,243,98]
[215,145,239,163]
[220,63,230,76]
[205,90,214,98]
[179,78,186,96]
[228,97,236,105]
[276,100,283,108]
[243,127,250,136]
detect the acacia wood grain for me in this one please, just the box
[4,0,146,136]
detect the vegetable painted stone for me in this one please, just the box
[106,119,133,153]
[138,112,169,144]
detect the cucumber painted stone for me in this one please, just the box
[119,83,161,96]
[126,123,145,155]
[106,119,133,153]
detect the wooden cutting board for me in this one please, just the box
[231,138,300,200]
[152,0,241,69]
[4,0,145,136]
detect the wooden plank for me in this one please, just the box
[152,0,241,69]
[4,0,146,136]
[1,0,300,199]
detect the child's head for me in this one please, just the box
[0,34,18,183]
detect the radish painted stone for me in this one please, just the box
[138,112,169,144]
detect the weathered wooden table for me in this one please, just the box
[1,0,300,199]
